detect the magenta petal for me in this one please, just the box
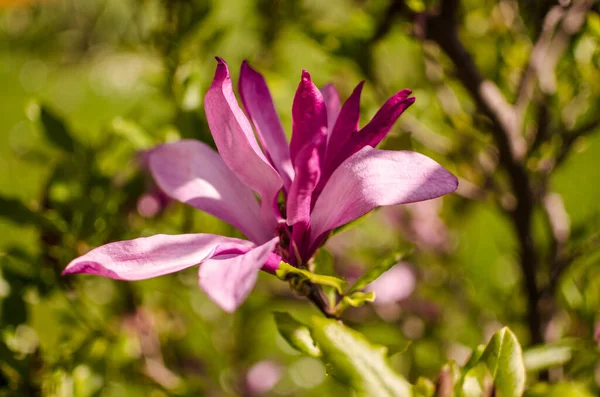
[286,129,326,227]
[149,140,271,244]
[321,83,341,134]
[63,234,254,280]
[344,89,415,159]
[198,237,279,312]
[239,61,294,190]
[289,70,328,167]
[323,81,365,180]
[309,147,458,246]
[205,58,283,226]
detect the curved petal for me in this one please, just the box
[199,237,279,312]
[324,81,364,176]
[63,234,254,280]
[309,147,458,246]
[343,89,415,158]
[289,70,327,168]
[321,83,341,134]
[205,58,283,227]
[149,140,271,244]
[239,61,294,190]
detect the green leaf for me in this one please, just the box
[526,382,596,397]
[480,327,525,397]
[110,117,154,149]
[39,106,76,153]
[414,377,435,397]
[523,341,574,372]
[309,316,412,397]
[343,292,375,307]
[273,312,321,358]
[276,262,347,294]
[461,364,489,397]
[313,249,338,309]
[463,345,486,372]
[346,249,412,295]
[335,292,376,315]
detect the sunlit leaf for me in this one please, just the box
[309,316,412,397]
[526,382,596,397]
[110,117,154,149]
[461,364,490,397]
[273,312,321,358]
[523,341,574,372]
[480,327,525,397]
[346,248,412,295]
[414,376,435,397]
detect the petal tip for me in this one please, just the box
[211,58,231,87]
[240,59,251,72]
[301,70,311,82]
[450,173,459,192]
[62,260,121,279]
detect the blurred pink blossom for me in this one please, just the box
[245,360,283,395]
[365,262,416,305]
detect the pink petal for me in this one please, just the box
[239,61,294,191]
[149,140,272,244]
[63,234,254,280]
[309,147,458,246]
[286,129,326,227]
[325,81,363,160]
[343,89,415,159]
[198,237,279,312]
[205,58,283,227]
[319,81,365,195]
[289,70,328,167]
[321,83,341,134]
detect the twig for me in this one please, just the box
[516,1,595,143]
[542,192,570,284]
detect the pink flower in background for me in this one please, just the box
[63,58,458,312]
[365,262,416,305]
[245,360,283,395]
[136,150,172,218]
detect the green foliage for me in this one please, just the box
[1,0,600,395]
[479,328,526,397]
[273,312,321,358]
[523,341,575,372]
[38,105,76,153]
[345,248,411,295]
[275,313,412,397]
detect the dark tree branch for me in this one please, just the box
[420,0,543,345]
[386,0,596,347]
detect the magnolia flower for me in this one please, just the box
[63,58,458,312]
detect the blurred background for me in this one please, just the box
[0,0,599,395]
